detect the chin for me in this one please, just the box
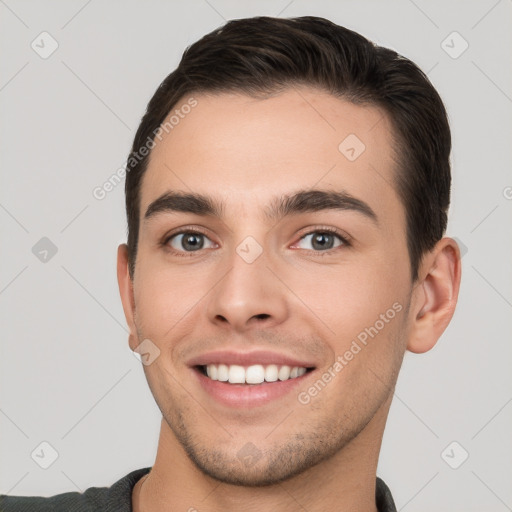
[179,433,353,488]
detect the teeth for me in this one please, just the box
[264,364,278,382]
[278,365,290,381]
[228,365,246,384]
[206,364,217,380]
[204,364,308,384]
[246,364,265,384]
[217,364,229,382]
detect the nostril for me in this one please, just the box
[254,314,270,320]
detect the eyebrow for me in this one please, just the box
[143,189,378,225]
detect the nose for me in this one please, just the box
[205,241,289,332]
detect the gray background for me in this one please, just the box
[1,1,511,510]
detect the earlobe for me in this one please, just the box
[116,244,138,351]
[407,237,461,354]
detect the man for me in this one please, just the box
[0,15,460,512]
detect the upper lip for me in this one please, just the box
[187,350,316,368]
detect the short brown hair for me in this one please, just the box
[124,16,451,281]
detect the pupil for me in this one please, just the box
[313,233,333,250]
[183,234,203,251]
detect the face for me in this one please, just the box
[122,88,417,485]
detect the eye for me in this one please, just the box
[165,231,216,253]
[293,229,349,252]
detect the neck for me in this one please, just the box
[134,397,391,512]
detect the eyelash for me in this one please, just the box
[161,226,351,258]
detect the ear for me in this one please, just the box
[407,237,462,354]
[117,244,138,351]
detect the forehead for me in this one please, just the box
[139,88,400,225]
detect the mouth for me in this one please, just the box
[189,351,317,408]
[196,363,314,384]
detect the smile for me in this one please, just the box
[200,364,310,384]
[189,350,317,407]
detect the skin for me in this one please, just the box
[117,87,461,512]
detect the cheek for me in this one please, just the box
[287,258,407,340]
[133,261,209,341]
[285,257,410,394]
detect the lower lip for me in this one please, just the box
[193,368,311,408]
